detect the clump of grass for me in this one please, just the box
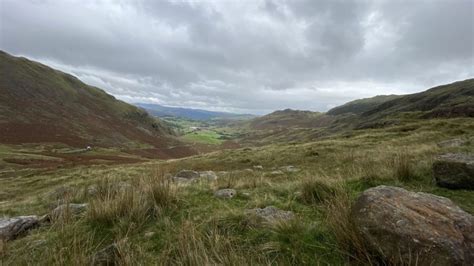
[300,177,338,204]
[160,220,253,265]
[87,186,152,226]
[393,150,414,182]
[141,169,178,210]
[324,188,375,264]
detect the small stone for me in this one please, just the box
[144,231,156,238]
[281,166,300,173]
[214,189,237,199]
[50,203,88,220]
[269,170,284,175]
[175,170,200,179]
[253,165,263,170]
[437,139,467,148]
[246,206,294,224]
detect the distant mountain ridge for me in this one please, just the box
[245,79,474,133]
[136,103,255,121]
[0,51,191,154]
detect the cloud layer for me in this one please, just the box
[1,0,473,114]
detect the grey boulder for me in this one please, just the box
[351,185,474,265]
[433,153,474,190]
[0,215,39,241]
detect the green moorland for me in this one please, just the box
[1,117,473,265]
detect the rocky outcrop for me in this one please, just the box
[200,171,218,181]
[351,185,474,265]
[433,153,474,189]
[214,189,237,199]
[246,206,294,224]
[0,216,39,241]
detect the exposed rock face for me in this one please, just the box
[253,165,264,170]
[0,216,39,241]
[50,203,88,219]
[200,171,218,181]
[351,186,474,266]
[247,206,294,224]
[433,153,474,190]
[214,189,237,199]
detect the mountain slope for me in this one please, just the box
[0,51,181,149]
[327,95,401,116]
[136,103,255,121]
[248,109,332,130]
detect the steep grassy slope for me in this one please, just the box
[327,95,401,115]
[0,51,179,149]
[239,79,474,144]
[356,79,474,128]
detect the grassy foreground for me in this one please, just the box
[1,118,473,265]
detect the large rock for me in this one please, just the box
[433,153,474,190]
[351,185,474,265]
[0,216,39,241]
[437,139,467,148]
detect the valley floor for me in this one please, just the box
[1,118,473,264]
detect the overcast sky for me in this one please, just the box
[1,0,473,114]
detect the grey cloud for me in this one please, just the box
[0,0,472,114]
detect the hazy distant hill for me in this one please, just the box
[0,51,182,149]
[136,103,255,121]
[248,109,332,130]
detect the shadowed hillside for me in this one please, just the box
[0,51,190,153]
[327,95,401,116]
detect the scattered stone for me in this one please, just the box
[241,192,251,197]
[200,171,218,181]
[246,206,294,224]
[176,170,200,179]
[214,189,237,199]
[351,185,474,265]
[91,242,122,265]
[144,231,156,238]
[50,203,88,220]
[433,153,474,190]
[437,138,467,148]
[173,170,200,183]
[253,165,264,170]
[281,166,300,173]
[243,169,254,173]
[0,216,39,241]
[86,185,99,197]
[269,170,284,175]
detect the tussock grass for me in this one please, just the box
[324,187,376,265]
[300,177,340,204]
[393,150,415,182]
